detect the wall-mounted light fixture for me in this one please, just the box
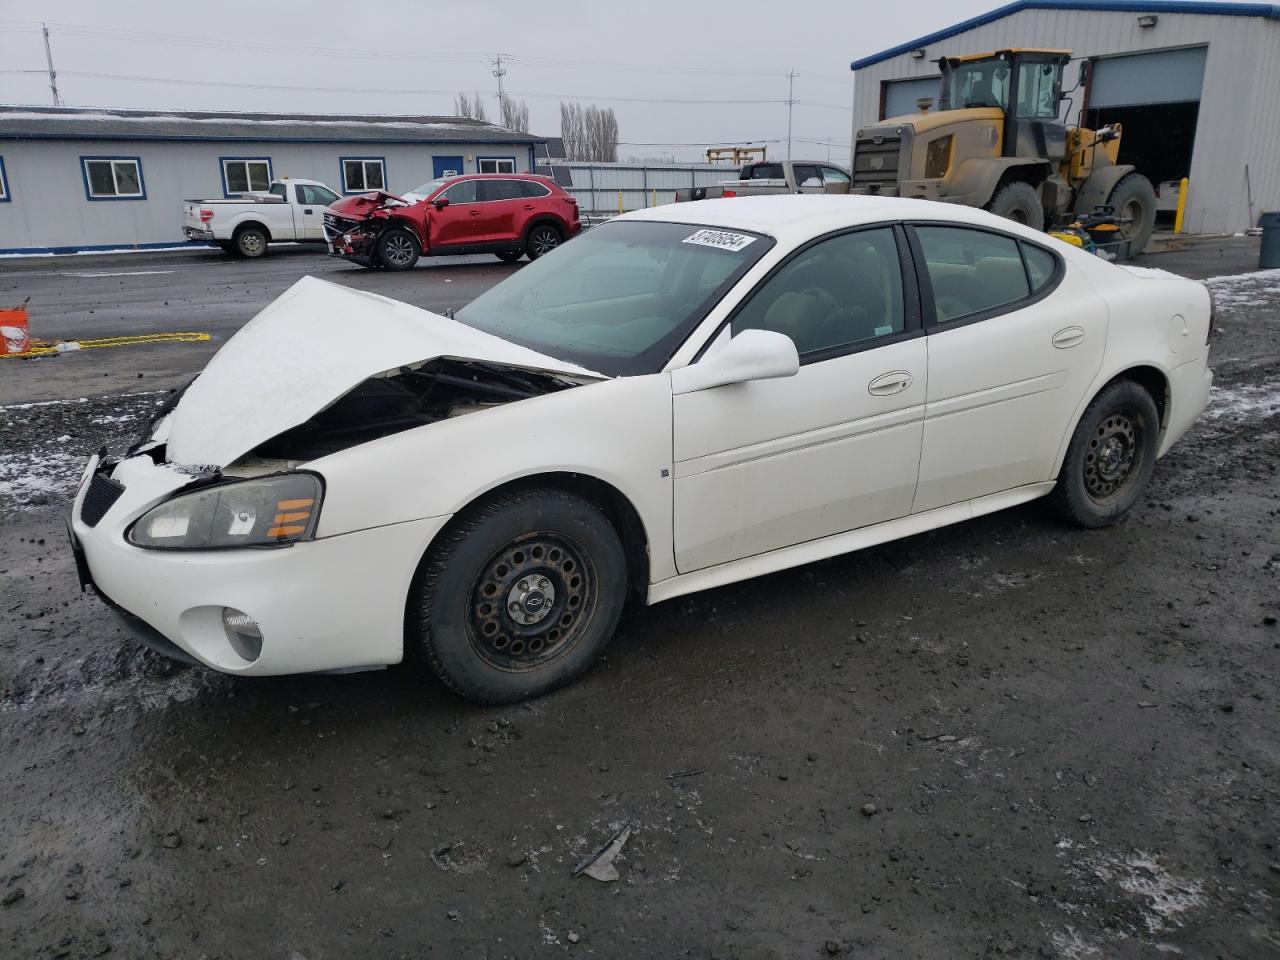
[1137,13,1158,27]
[911,48,927,59]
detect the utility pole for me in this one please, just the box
[785,69,797,161]
[491,53,507,111]
[42,22,61,107]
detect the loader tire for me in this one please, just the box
[1107,174,1157,257]
[985,181,1045,231]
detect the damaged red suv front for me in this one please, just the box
[323,174,579,271]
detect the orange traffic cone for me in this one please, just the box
[0,298,30,356]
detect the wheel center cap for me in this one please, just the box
[507,576,556,626]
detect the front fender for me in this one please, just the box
[1073,164,1135,216]
[947,157,1050,207]
[308,374,678,583]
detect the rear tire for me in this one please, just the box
[233,225,268,258]
[1107,173,1157,256]
[986,181,1045,231]
[408,487,628,704]
[525,223,563,260]
[1050,380,1160,528]
[495,250,523,263]
[376,228,420,271]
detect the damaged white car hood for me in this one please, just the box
[165,275,603,468]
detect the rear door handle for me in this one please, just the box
[470,210,482,216]
[1052,325,1085,349]
[868,371,913,396]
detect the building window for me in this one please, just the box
[81,157,145,200]
[0,156,8,202]
[221,158,272,196]
[478,157,516,174]
[340,158,386,193]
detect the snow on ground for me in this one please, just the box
[1203,268,1280,308]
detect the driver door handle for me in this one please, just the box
[469,210,482,216]
[868,371,913,396]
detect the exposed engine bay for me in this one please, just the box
[252,357,579,461]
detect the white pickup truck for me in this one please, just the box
[182,178,341,257]
[674,161,851,203]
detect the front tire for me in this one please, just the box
[525,223,563,260]
[985,181,1045,231]
[1050,380,1160,528]
[233,225,268,258]
[409,487,628,704]
[1107,174,1157,256]
[376,228,420,271]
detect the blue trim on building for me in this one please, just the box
[0,133,545,147]
[477,155,518,174]
[0,240,218,256]
[219,156,273,198]
[0,155,9,202]
[338,155,388,194]
[850,0,1280,70]
[80,156,146,201]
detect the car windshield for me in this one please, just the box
[406,178,448,198]
[455,220,774,377]
[949,58,1012,110]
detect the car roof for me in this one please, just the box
[619,194,1050,245]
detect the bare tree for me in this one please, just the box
[454,92,488,122]
[500,96,530,133]
[559,101,618,162]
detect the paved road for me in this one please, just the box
[0,246,519,404]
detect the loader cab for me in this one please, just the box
[939,50,1070,163]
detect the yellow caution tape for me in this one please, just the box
[1,332,211,358]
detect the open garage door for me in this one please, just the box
[1086,47,1206,216]
[882,77,939,119]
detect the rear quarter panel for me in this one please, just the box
[1055,256,1211,467]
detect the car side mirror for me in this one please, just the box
[433,197,450,209]
[670,329,800,396]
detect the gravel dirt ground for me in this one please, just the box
[1,241,1277,959]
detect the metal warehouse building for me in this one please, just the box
[0,107,543,254]
[851,0,1280,234]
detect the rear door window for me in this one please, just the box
[1023,243,1058,292]
[520,180,552,198]
[481,179,525,202]
[914,226,1030,324]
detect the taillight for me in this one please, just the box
[1206,287,1216,344]
[722,189,738,198]
[199,208,214,223]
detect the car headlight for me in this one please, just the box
[128,473,322,550]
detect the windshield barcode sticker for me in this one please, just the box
[682,229,756,252]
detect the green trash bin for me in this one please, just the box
[1261,211,1280,270]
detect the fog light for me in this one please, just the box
[222,608,263,662]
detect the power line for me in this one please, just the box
[52,70,804,106]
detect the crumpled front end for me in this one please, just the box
[67,276,602,675]
[323,191,422,266]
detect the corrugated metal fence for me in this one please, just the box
[538,162,742,216]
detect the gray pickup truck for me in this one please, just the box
[674,161,851,202]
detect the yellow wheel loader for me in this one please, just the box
[852,49,1158,256]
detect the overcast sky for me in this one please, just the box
[1,0,990,162]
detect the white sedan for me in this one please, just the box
[69,196,1213,702]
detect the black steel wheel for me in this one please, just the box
[1050,379,1160,528]
[376,228,420,271]
[467,532,596,671]
[524,223,562,260]
[409,486,627,703]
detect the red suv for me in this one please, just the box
[324,173,579,271]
